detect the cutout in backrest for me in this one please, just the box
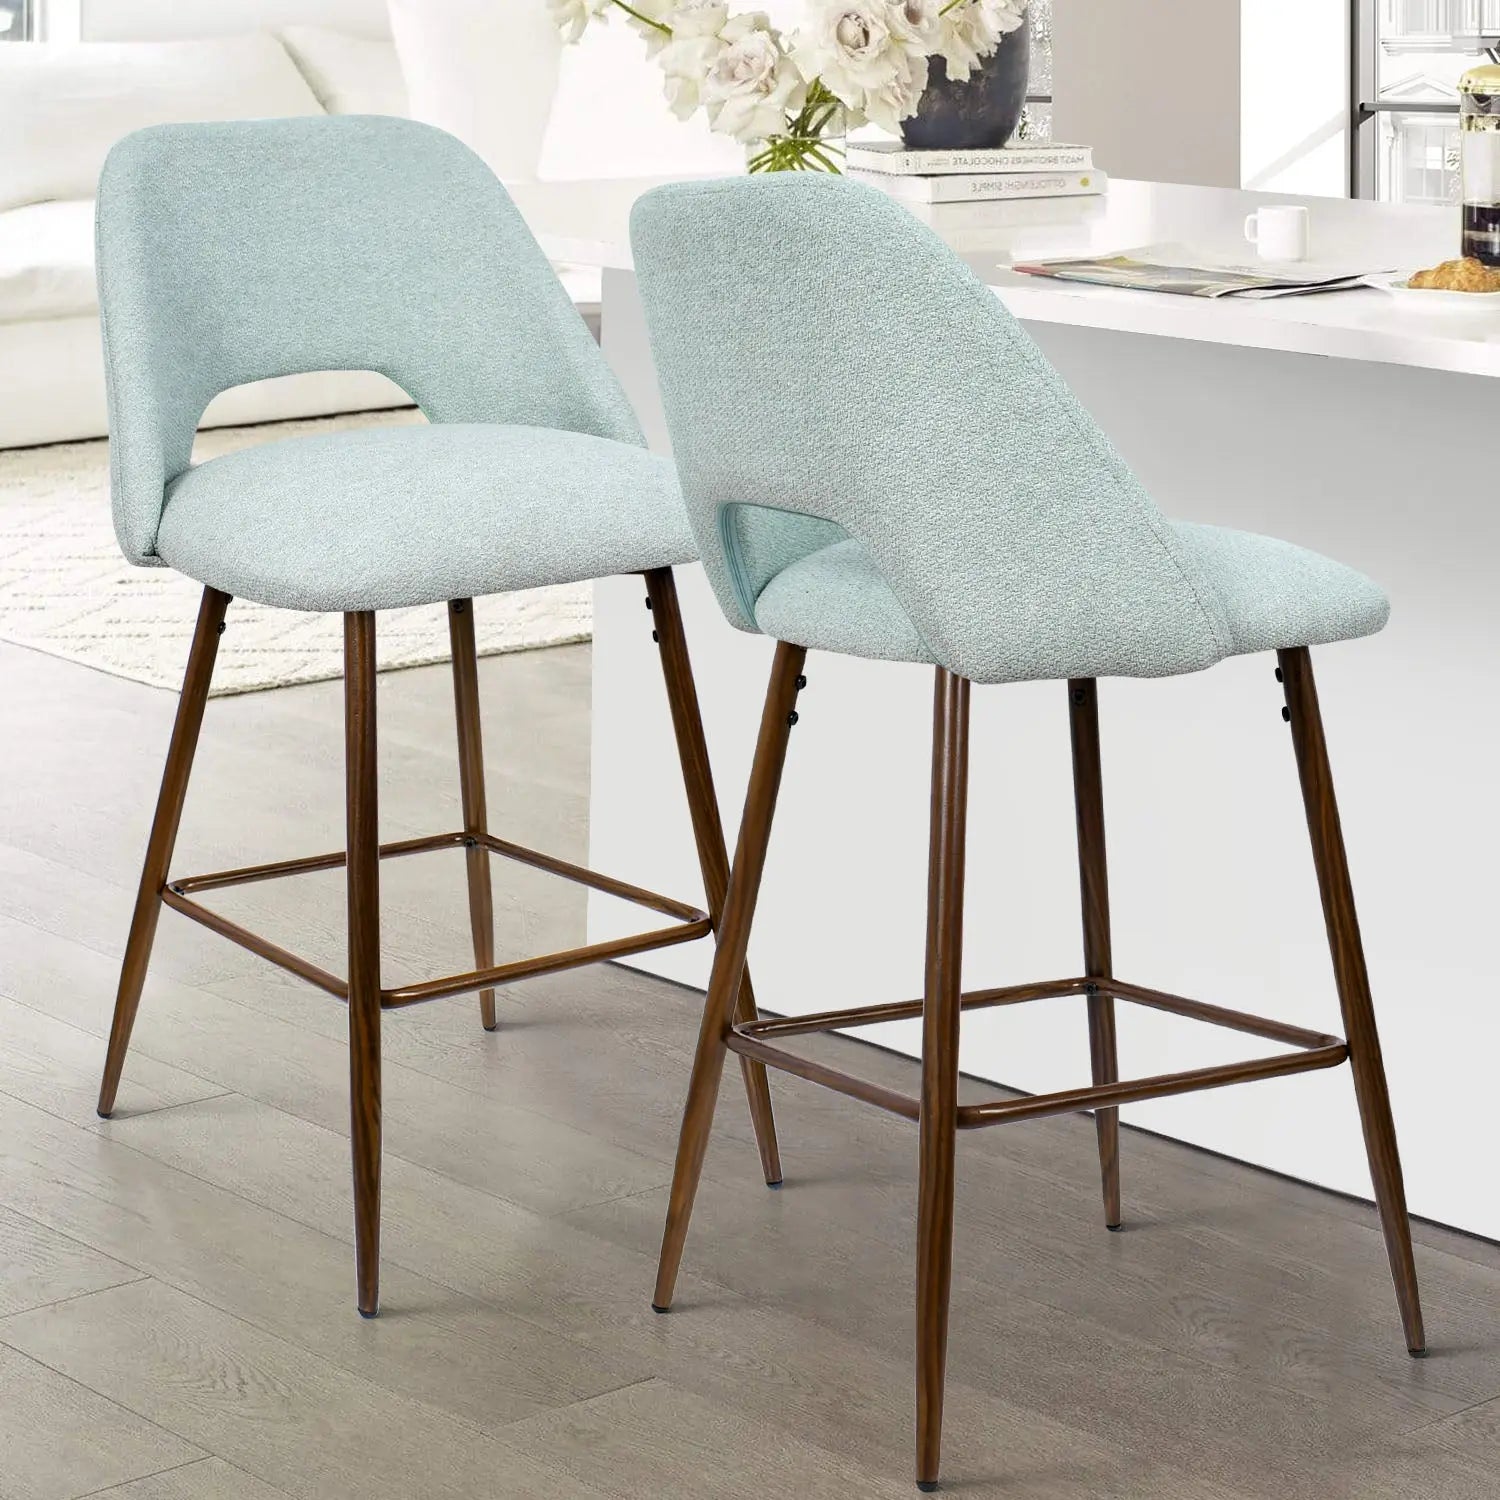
[193,373,420,459]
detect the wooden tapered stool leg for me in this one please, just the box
[643,567,783,1186]
[915,668,970,1493]
[98,586,230,1118]
[1278,646,1425,1356]
[653,641,806,1311]
[345,612,383,1318]
[1068,678,1122,1230]
[448,599,497,1032]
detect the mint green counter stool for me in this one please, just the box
[92,117,782,1318]
[630,175,1425,1492]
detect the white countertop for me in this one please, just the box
[515,175,1500,380]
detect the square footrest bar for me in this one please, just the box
[160,830,712,1007]
[724,976,1350,1128]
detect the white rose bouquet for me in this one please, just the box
[548,0,1028,172]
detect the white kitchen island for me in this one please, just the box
[517,176,1500,1240]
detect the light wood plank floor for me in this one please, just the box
[2,632,1499,1499]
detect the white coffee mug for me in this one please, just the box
[1243,205,1311,262]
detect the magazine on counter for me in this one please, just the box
[1013,245,1389,299]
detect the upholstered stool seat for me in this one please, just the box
[1173,521,1391,656]
[752,524,1391,678]
[157,423,693,612]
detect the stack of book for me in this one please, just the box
[846,140,1104,205]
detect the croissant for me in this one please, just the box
[1408,257,1500,292]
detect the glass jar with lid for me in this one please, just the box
[1460,65,1500,265]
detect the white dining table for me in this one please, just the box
[516,174,1500,1241]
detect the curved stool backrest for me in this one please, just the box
[97,114,641,564]
[630,174,1233,685]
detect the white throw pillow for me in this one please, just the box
[386,0,561,182]
[0,200,99,325]
[281,26,407,116]
[0,37,324,214]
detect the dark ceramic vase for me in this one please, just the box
[900,15,1031,152]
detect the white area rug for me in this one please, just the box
[0,410,592,695]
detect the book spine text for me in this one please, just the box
[845,147,1094,175]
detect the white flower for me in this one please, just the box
[791,0,931,133]
[890,0,943,51]
[938,0,1027,83]
[665,0,730,37]
[621,0,677,53]
[867,48,928,132]
[548,0,612,45]
[654,0,731,119]
[702,16,806,144]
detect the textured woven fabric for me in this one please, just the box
[96,116,644,575]
[754,537,931,664]
[154,423,692,612]
[630,176,1389,683]
[1175,522,1389,655]
[753,527,1388,669]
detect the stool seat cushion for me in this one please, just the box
[154,422,694,612]
[1172,522,1389,657]
[753,524,1388,681]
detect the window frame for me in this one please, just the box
[0,0,33,41]
[1351,0,1500,197]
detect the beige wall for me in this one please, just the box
[1053,0,1243,188]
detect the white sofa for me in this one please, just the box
[0,0,598,450]
[0,19,421,449]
